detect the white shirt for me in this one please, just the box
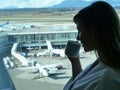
[64,61,120,90]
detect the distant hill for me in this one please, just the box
[51,0,120,8]
[0,0,120,15]
[1,0,120,10]
[51,0,92,8]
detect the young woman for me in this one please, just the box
[64,1,120,90]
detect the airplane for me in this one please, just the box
[31,61,65,77]
[0,21,10,31]
[0,21,17,31]
[45,40,66,57]
[36,50,50,57]
[36,40,65,57]
[26,47,34,50]
[0,21,10,27]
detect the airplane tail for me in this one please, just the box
[46,41,53,50]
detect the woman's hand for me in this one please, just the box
[67,55,82,79]
[68,55,80,63]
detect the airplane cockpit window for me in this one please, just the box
[0,0,120,90]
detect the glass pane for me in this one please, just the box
[0,1,118,90]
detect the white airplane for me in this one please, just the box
[31,61,64,77]
[0,21,9,27]
[26,47,34,50]
[37,50,50,57]
[46,40,66,57]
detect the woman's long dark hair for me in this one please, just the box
[74,1,120,70]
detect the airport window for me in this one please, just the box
[35,34,39,40]
[1,1,119,90]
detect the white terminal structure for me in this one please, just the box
[0,23,78,67]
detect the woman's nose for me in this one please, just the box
[77,32,81,40]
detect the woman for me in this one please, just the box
[64,1,120,90]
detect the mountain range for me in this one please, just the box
[52,0,120,8]
[2,0,120,9]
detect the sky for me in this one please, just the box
[0,0,65,9]
[0,0,119,9]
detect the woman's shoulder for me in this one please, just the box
[102,67,120,81]
[95,67,120,90]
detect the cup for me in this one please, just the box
[65,40,81,58]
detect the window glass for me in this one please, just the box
[0,0,119,90]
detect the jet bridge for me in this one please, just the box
[11,43,28,66]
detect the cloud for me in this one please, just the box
[0,0,65,9]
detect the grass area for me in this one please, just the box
[0,8,119,23]
[0,8,76,23]
[0,18,72,23]
[0,14,74,23]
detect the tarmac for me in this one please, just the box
[3,50,97,90]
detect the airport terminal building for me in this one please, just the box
[0,24,78,53]
[0,33,14,54]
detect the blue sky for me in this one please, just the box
[0,0,65,9]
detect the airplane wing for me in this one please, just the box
[52,49,65,57]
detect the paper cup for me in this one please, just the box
[65,40,81,58]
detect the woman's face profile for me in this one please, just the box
[76,21,94,52]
